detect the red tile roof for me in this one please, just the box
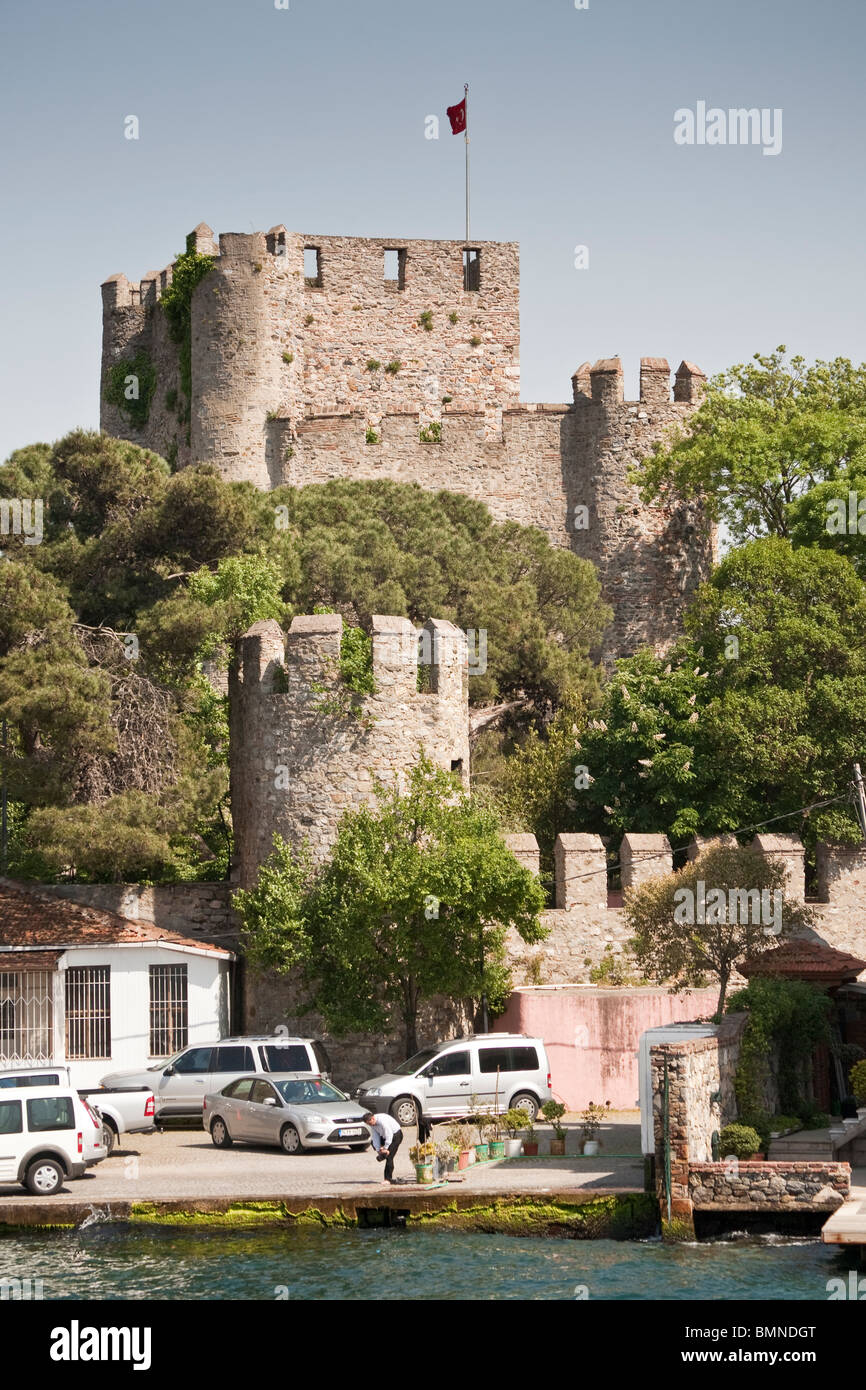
[741,938,866,985]
[0,880,233,958]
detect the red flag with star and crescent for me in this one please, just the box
[447,98,467,134]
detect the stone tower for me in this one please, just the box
[101,224,714,659]
[230,612,469,889]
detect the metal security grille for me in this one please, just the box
[65,967,111,1060]
[149,965,188,1057]
[0,971,54,1064]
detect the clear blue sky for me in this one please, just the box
[1,0,864,457]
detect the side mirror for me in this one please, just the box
[163,1066,175,1077]
[264,1097,277,1107]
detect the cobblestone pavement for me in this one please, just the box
[0,1118,645,1208]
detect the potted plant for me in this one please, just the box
[522,1120,539,1156]
[454,1123,474,1170]
[434,1139,456,1179]
[409,1137,436,1183]
[718,1123,763,1161]
[541,1100,567,1156]
[580,1100,608,1156]
[502,1107,530,1157]
[469,1097,489,1160]
[485,1118,505,1160]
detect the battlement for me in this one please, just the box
[504,830,866,916]
[571,356,707,408]
[230,613,470,885]
[101,220,713,663]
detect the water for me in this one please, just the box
[0,1226,851,1300]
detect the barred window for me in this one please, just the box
[149,965,188,1057]
[65,967,111,1060]
[0,971,54,1064]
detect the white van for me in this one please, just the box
[355,1034,554,1126]
[0,1085,108,1195]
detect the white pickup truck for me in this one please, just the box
[0,1064,155,1153]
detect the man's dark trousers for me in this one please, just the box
[384,1128,403,1182]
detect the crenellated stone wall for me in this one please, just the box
[100,222,714,661]
[229,612,469,888]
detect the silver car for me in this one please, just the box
[203,1072,371,1155]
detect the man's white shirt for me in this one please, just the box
[368,1113,402,1151]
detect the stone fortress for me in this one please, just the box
[101,223,714,661]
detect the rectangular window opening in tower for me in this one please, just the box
[462,248,480,291]
[384,248,406,289]
[304,247,322,288]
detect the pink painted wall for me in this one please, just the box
[494,986,719,1110]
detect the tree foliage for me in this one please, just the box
[235,759,547,1056]
[625,845,815,1017]
[632,347,866,543]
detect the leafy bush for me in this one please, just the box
[718,1123,762,1159]
[503,1107,530,1134]
[419,421,442,444]
[849,1059,866,1104]
[541,1100,566,1139]
[104,351,157,430]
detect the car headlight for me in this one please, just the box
[305,1112,328,1123]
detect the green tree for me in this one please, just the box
[235,759,548,1056]
[632,348,866,543]
[625,844,815,1017]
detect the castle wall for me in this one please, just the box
[101,271,188,469]
[101,225,715,660]
[230,613,470,889]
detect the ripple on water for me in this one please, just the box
[0,1226,851,1301]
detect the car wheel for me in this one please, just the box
[210,1117,232,1148]
[280,1123,302,1155]
[102,1122,116,1156]
[24,1158,63,1196]
[390,1096,420,1128]
[510,1092,540,1123]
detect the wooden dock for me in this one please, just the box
[822,1173,866,1248]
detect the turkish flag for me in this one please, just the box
[447,98,466,135]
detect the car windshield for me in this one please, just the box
[147,1049,187,1072]
[275,1079,347,1105]
[392,1047,439,1076]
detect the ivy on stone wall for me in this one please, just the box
[104,351,157,430]
[727,976,832,1133]
[160,236,216,423]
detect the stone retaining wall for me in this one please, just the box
[689,1161,849,1211]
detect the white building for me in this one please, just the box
[0,880,235,1088]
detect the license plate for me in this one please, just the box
[338,1127,365,1138]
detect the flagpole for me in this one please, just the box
[464,82,470,243]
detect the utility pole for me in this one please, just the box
[1,718,7,875]
[853,763,866,840]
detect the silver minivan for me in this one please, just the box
[355,1034,553,1126]
[101,1035,332,1119]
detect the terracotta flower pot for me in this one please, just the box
[523,1142,539,1156]
[549,1138,566,1156]
[458,1149,470,1170]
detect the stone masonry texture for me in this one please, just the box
[101,224,715,661]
